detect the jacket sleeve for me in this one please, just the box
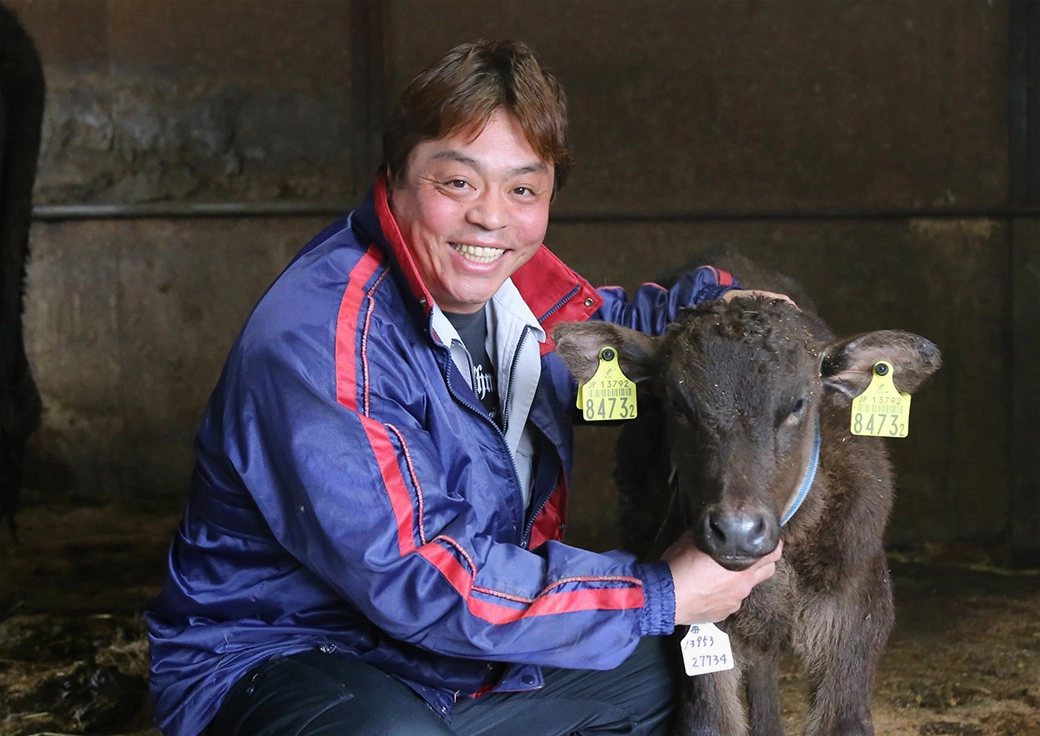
[221,299,674,672]
[593,265,741,335]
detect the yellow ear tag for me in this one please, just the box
[576,347,638,421]
[850,360,912,438]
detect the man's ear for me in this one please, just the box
[820,330,942,399]
[552,322,660,384]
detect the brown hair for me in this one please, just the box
[382,40,572,195]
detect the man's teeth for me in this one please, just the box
[450,243,504,264]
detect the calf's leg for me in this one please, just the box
[744,656,784,736]
[796,557,893,736]
[676,666,746,736]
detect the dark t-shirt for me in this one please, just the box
[444,308,500,426]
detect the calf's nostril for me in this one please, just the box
[749,515,768,543]
[707,515,728,544]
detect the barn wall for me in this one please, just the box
[11,0,1021,550]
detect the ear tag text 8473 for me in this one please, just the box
[576,347,637,421]
[850,360,912,438]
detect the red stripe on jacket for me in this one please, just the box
[334,246,420,557]
[419,542,644,624]
[335,244,384,411]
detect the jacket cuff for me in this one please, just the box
[635,560,676,636]
[690,265,742,304]
[697,282,742,303]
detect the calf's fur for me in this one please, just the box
[553,253,941,736]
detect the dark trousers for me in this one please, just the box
[206,636,679,736]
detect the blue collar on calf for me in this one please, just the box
[780,422,821,527]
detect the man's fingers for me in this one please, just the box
[754,561,777,585]
[753,539,783,567]
[749,540,782,583]
[723,289,798,308]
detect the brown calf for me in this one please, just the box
[553,254,941,736]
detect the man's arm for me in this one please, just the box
[593,265,742,335]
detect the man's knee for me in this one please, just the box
[207,651,455,736]
[621,636,681,727]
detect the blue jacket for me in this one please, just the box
[146,176,738,736]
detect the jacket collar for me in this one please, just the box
[367,174,603,354]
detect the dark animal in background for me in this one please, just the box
[0,4,45,538]
[554,251,941,736]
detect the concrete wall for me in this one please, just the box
[11,0,1019,550]
[25,0,356,206]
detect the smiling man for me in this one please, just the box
[146,41,780,736]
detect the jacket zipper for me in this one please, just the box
[500,325,552,549]
[499,325,531,435]
[536,284,582,324]
[522,466,561,546]
[440,342,528,544]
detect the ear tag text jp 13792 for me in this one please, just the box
[576,347,637,421]
[850,360,912,438]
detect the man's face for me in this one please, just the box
[388,110,554,314]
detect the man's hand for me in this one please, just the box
[722,289,797,307]
[662,532,782,625]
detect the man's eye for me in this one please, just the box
[514,186,532,196]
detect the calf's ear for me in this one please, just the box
[551,322,660,384]
[820,330,942,398]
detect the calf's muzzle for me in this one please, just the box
[698,504,780,570]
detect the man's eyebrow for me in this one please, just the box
[508,162,550,177]
[431,150,480,168]
[429,150,549,177]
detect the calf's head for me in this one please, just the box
[553,296,940,571]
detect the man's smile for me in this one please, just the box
[450,242,506,264]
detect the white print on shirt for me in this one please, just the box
[472,363,496,401]
[471,362,500,424]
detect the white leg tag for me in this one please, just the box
[680,623,735,676]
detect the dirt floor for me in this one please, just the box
[1,490,1038,736]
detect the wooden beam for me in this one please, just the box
[1010,219,1040,567]
[349,0,387,196]
[1010,0,1040,566]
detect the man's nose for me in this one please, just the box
[466,190,507,230]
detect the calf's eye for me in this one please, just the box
[668,391,696,426]
[780,397,808,427]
